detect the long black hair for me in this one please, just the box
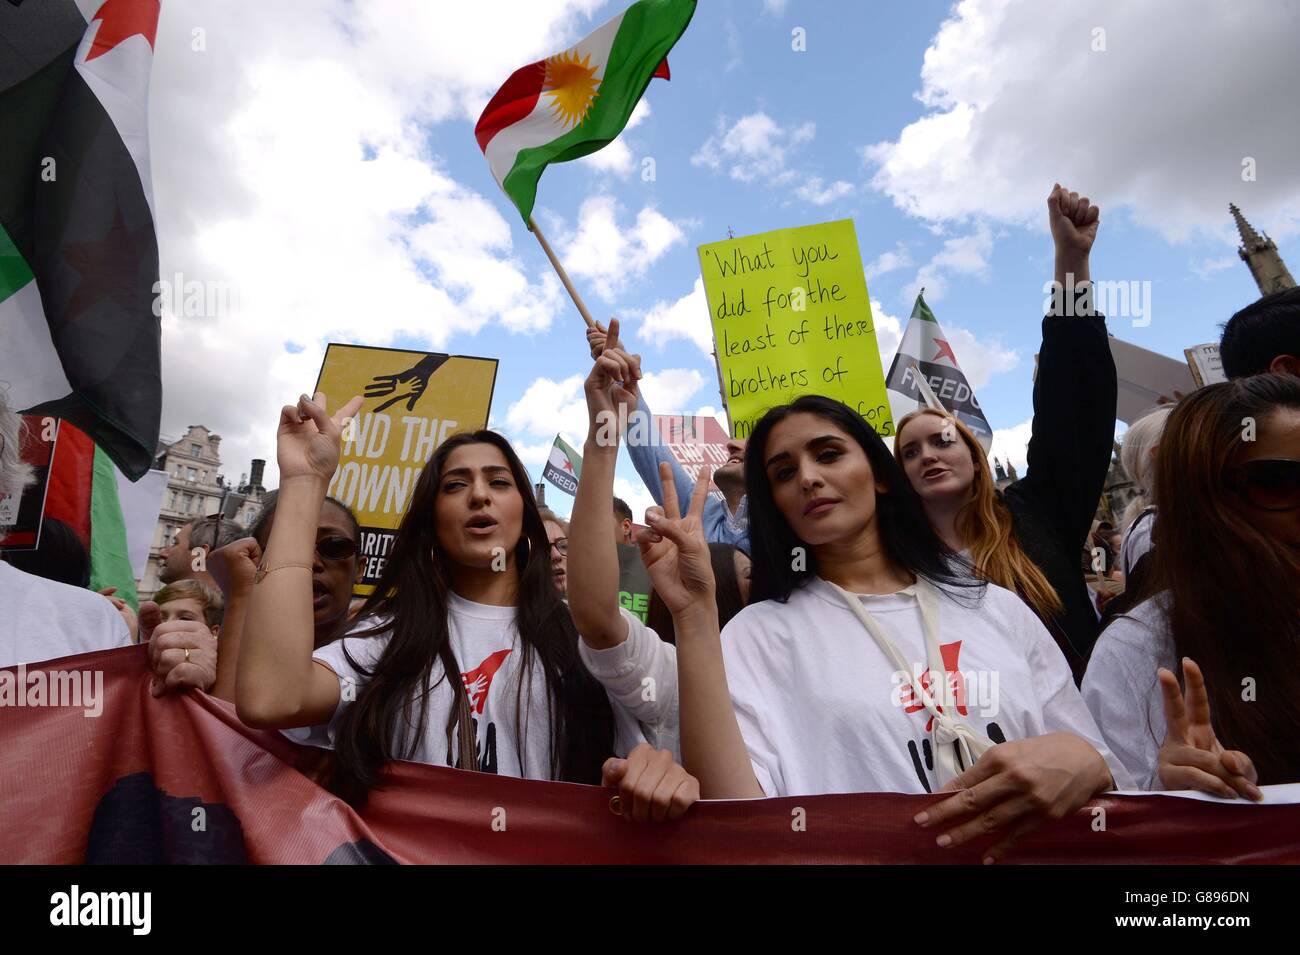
[647,543,748,644]
[332,430,614,804]
[743,395,983,605]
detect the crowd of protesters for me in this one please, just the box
[1,183,1297,844]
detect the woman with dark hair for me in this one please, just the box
[567,323,686,758]
[644,394,1128,861]
[238,392,697,822]
[647,543,748,645]
[1083,374,1300,793]
[207,490,361,702]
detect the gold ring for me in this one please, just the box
[608,795,623,816]
[184,648,191,663]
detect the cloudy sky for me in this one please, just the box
[142,0,1300,519]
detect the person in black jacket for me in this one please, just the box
[893,184,1117,682]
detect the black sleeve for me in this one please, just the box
[1008,295,1118,558]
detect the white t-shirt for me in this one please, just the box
[1120,508,1156,578]
[1081,596,1176,790]
[579,609,679,757]
[288,593,646,780]
[719,575,1132,796]
[0,559,131,668]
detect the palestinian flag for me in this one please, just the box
[475,0,696,223]
[42,420,140,608]
[542,434,582,497]
[885,292,994,450]
[0,0,162,480]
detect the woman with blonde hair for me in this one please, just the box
[1116,406,1170,577]
[893,184,1115,677]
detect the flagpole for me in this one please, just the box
[528,215,596,329]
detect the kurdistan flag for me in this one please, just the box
[885,292,994,451]
[0,0,162,480]
[542,435,582,497]
[476,0,696,223]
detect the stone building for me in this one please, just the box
[1231,203,1295,295]
[137,425,267,600]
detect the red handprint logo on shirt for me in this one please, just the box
[897,640,967,732]
[461,649,512,714]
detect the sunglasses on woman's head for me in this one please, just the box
[316,536,359,561]
[1225,459,1300,512]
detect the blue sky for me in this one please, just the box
[146,0,1298,519]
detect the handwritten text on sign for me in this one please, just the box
[699,219,893,439]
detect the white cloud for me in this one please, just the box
[504,374,589,448]
[146,0,613,488]
[794,177,855,206]
[763,0,790,13]
[579,100,651,176]
[559,196,687,301]
[863,0,1300,242]
[641,277,712,355]
[871,298,905,369]
[904,225,994,302]
[638,369,706,415]
[943,327,1019,390]
[989,417,1033,475]
[865,245,912,281]
[1190,255,1237,281]
[692,112,816,185]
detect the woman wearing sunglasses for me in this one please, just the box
[207,491,362,703]
[236,393,699,821]
[1083,373,1300,794]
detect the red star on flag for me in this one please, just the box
[932,337,958,365]
[86,0,161,62]
[561,458,574,473]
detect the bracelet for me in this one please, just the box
[253,560,314,584]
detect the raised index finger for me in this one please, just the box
[1181,658,1215,734]
[687,468,712,522]
[1157,667,1190,744]
[604,316,622,353]
[658,461,681,521]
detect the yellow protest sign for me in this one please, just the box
[698,219,894,439]
[314,344,498,592]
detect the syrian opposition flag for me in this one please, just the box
[0,0,162,480]
[885,292,994,451]
[475,0,696,223]
[542,435,582,497]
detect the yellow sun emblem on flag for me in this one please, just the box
[543,50,601,129]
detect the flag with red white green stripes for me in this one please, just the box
[475,0,696,223]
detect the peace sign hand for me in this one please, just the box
[277,391,364,483]
[1156,658,1263,800]
[637,462,716,617]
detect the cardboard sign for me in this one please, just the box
[314,345,498,593]
[0,415,57,551]
[1108,337,1197,425]
[1184,343,1228,388]
[698,219,893,439]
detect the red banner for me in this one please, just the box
[2,646,1297,864]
